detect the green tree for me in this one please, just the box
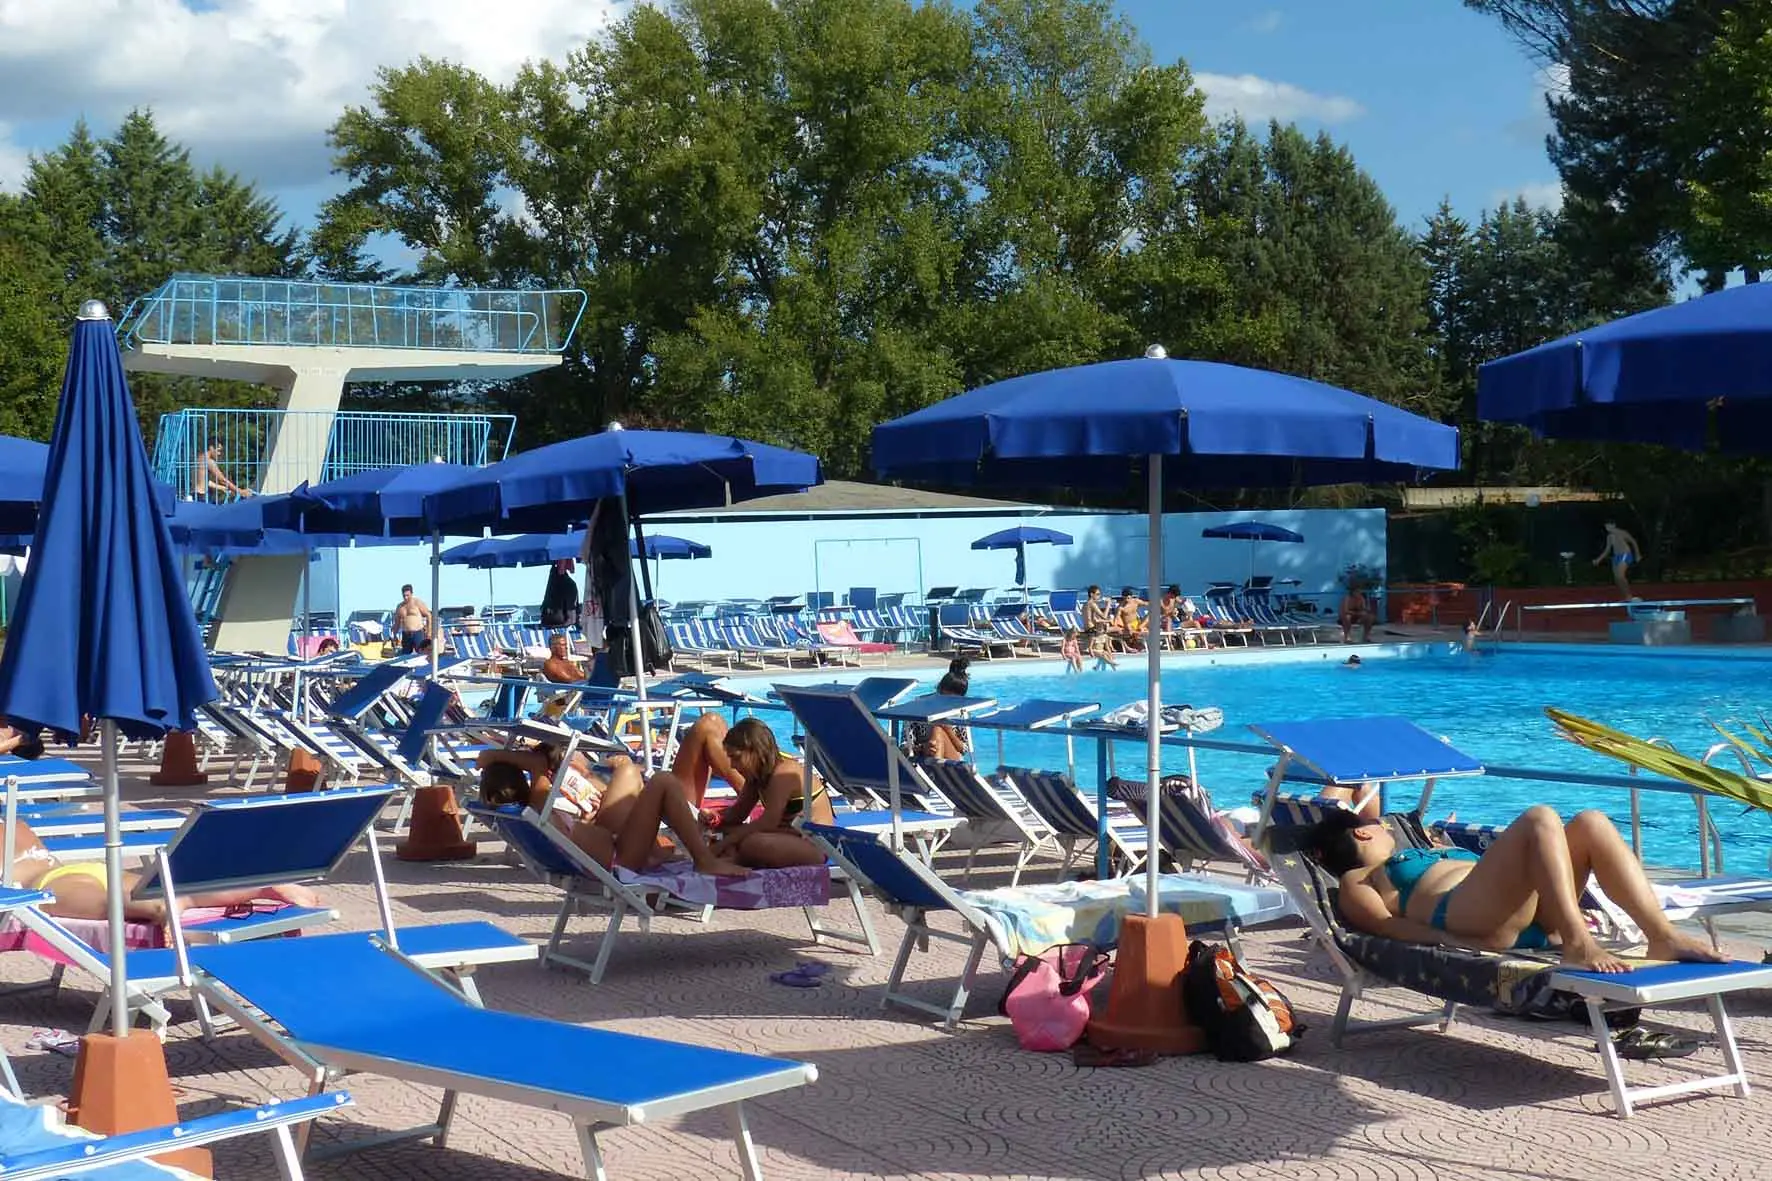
[0,199,65,439]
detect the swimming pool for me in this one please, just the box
[742,645,1772,873]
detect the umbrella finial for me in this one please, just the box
[1143,344,1168,360]
[77,300,111,322]
[605,421,625,432]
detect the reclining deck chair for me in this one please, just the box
[913,758,1056,886]
[468,800,865,983]
[773,686,957,843]
[1110,774,1271,882]
[996,767,1149,877]
[8,788,398,1034]
[1252,715,1772,1118]
[802,821,1290,1029]
[0,1087,349,1180]
[191,935,812,1179]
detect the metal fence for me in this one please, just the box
[120,274,587,355]
[153,408,517,500]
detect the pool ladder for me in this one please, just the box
[1623,735,1740,877]
[1471,599,1513,644]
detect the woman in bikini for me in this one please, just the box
[908,661,972,760]
[709,719,835,868]
[6,822,318,922]
[1308,805,1722,972]
[476,744,744,876]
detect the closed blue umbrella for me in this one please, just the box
[0,301,218,1038]
[0,436,49,534]
[1477,283,1772,448]
[971,526,1073,598]
[874,349,1458,900]
[1201,520,1304,583]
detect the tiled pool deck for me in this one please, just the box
[7,747,1772,1180]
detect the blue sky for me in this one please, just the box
[1139,1,1558,229]
[0,1,1556,240]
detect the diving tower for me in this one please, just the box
[122,274,585,652]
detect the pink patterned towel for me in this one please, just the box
[0,904,276,966]
[613,861,831,909]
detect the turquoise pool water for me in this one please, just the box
[754,647,1772,873]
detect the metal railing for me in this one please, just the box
[119,274,587,355]
[152,408,517,500]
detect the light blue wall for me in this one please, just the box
[320,507,1385,621]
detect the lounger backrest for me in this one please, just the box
[132,786,397,900]
[915,759,1005,824]
[1116,777,1267,874]
[1004,768,1098,838]
[397,682,456,766]
[465,804,583,878]
[849,677,918,712]
[776,687,898,794]
[800,822,953,912]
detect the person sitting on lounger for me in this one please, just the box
[1081,586,1114,642]
[908,660,972,760]
[477,744,745,876]
[6,821,318,921]
[1112,591,1146,652]
[707,718,835,868]
[541,634,585,684]
[1308,805,1724,973]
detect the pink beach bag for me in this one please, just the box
[997,943,1111,1051]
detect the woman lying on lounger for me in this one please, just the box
[476,744,745,877]
[5,822,318,921]
[1308,805,1724,973]
[707,718,835,869]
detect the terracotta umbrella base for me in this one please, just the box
[396,784,478,862]
[1086,913,1207,1055]
[149,731,207,787]
[69,1030,213,1177]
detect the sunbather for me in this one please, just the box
[709,719,835,868]
[6,821,318,921]
[541,634,585,684]
[477,745,745,876]
[0,723,44,759]
[1309,805,1724,972]
[908,660,972,760]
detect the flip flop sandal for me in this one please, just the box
[769,967,824,989]
[794,961,833,978]
[1613,1027,1699,1061]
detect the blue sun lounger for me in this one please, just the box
[0,1088,350,1180]
[1253,715,1772,1117]
[773,686,957,833]
[9,788,396,1033]
[802,821,1292,1029]
[190,935,814,1179]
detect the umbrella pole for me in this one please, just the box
[621,493,653,771]
[1144,460,1163,918]
[429,529,441,681]
[102,720,127,1036]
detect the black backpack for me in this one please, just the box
[1182,940,1304,1062]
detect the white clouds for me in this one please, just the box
[1246,11,1284,34]
[1195,73,1365,126]
[0,123,29,192]
[0,0,620,192]
[1493,181,1565,211]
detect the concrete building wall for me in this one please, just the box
[321,507,1386,623]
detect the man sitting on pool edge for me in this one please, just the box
[1308,804,1723,973]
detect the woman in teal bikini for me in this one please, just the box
[1310,805,1723,973]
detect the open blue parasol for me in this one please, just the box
[1201,520,1304,582]
[1477,283,1772,449]
[0,301,219,1038]
[874,349,1458,905]
[971,525,1073,599]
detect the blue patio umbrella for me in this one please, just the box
[421,426,823,531]
[0,301,218,1038]
[874,348,1459,893]
[0,436,49,534]
[420,426,818,736]
[971,525,1073,599]
[1200,520,1304,582]
[1477,283,1772,449]
[265,462,482,677]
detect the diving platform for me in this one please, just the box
[126,274,585,653]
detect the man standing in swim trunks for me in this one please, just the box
[1592,520,1641,599]
[393,584,432,654]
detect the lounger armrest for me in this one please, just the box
[0,1093,352,1180]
